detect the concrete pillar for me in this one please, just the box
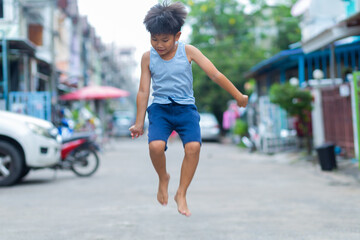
[311,88,325,147]
[298,55,305,87]
[330,43,336,80]
[30,58,38,91]
[23,55,29,92]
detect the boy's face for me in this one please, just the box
[150,32,181,58]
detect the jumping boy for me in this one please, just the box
[129,1,248,217]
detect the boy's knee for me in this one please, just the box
[149,140,166,155]
[184,142,201,156]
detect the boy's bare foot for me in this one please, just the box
[157,173,170,206]
[174,192,191,217]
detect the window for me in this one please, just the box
[0,0,4,18]
[28,24,43,46]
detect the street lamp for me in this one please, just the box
[289,77,299,86]
[313,69,324,80]
[313,69,324,87]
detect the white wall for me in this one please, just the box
[35,5,53,63]
[293,0,346,42]
[0,0,20,38]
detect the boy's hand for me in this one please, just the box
[129,124,144,139]
[237,95,248,108]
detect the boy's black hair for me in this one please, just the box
[143,1,187,35]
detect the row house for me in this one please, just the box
[0,0,133,121]
[0,0,54,118]
[298,0,360,160]
[245,0,360,157]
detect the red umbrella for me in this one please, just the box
[60,85,130,101]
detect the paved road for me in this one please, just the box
[1,137,360,240]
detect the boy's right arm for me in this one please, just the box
[129,51,151,139]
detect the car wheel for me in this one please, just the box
[0,141,24,186]
[19,166,31,180]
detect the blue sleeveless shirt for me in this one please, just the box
[149,42,195,105]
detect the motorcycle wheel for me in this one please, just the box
[71,148,99,177]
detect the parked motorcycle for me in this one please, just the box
[241,127,259,152]
[54,133,100,177]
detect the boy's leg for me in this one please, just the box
[149,140,170,206]
[175,141,201,217]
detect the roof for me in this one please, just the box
[245,27,360,78]
[302,11,360,53]
[244,47,303,78]
[0,38,36,54]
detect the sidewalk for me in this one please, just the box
[237,147,360,185]
[335,157,360,182]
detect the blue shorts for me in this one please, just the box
[147,101,201,150]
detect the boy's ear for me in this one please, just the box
[175,31,181,41]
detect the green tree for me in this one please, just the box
[179,0,267,121]
[179,0,300,122]
[250,0,301,55]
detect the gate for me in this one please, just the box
[321,84,354,156]
[8,92,51,121]
[258,96,298,153]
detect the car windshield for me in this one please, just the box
[114,111,134,119]
[200,113,217,122]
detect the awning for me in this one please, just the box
[302,12,360,53]
[0,38,36,54]
[59,85,130,101]
[244,48,303,78]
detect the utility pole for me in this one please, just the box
[330,43,336,83]
[50,0,56,120]
[0,30,8,110]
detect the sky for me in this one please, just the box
[77,0,281,49]
[77,0,192,78]
[78,0,157,47]
[77,0,157,74]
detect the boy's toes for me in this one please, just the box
[178,209,191,217]
[157,194,168,206]
[174,193,191,217]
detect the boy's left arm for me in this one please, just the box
[186,45,248,107]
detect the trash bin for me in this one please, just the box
[316,143,337,171]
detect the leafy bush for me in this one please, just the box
[269,83,312,116]
[233,119,248,136]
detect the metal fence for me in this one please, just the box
[258,96,298,154]
[9,92,51,121]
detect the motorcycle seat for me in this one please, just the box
[62,132,93,144]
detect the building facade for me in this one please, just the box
[246,0,360,156]
[0,0,135,121]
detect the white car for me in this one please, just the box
[112,110,135,137]
[199,113,221,142]
[0,110,62,186]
